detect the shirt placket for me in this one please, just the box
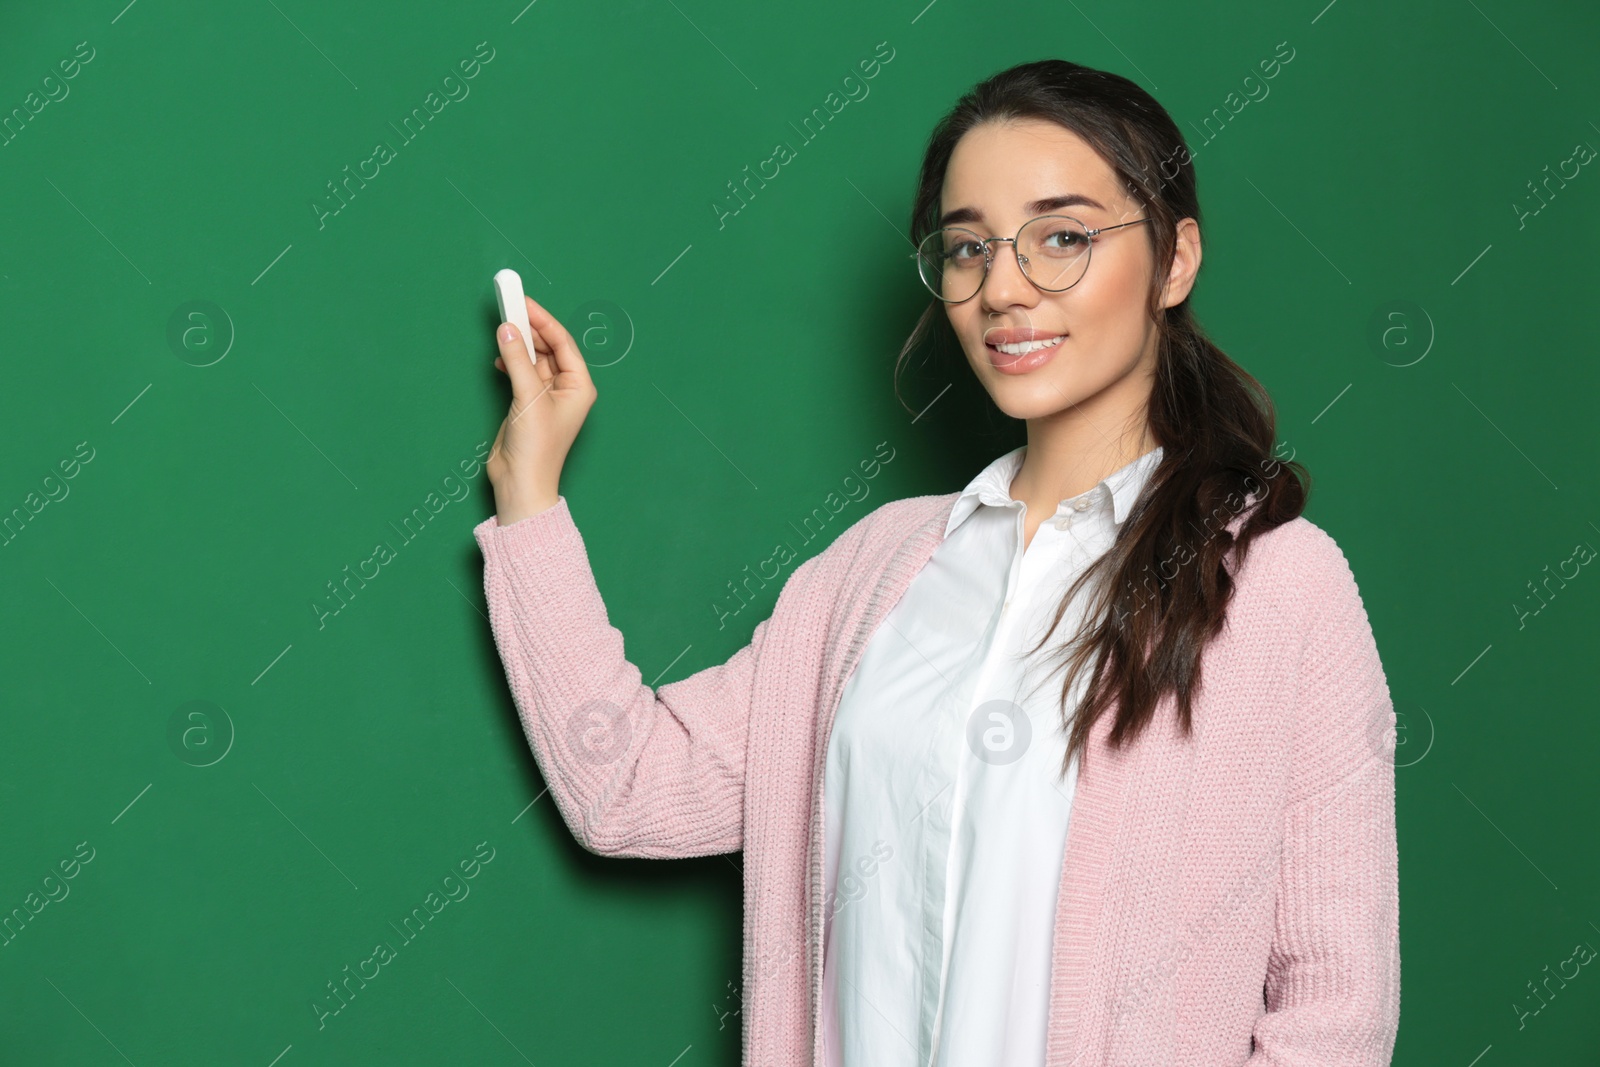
[927,501,1046,1065]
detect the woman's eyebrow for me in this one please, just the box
[938,193,1108,228]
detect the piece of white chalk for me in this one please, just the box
[493,268,538,366]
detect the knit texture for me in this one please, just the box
[473,492,1400,1066]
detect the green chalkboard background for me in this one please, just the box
[2,0,1597,1063]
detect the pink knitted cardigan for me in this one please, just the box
[473,490,1400,1066]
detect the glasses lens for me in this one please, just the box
[916,228,986,302]
[1017,216,1091,291]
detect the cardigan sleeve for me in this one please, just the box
[1245,530,1401,1064]
[473,497,820,860]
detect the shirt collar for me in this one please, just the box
[943,444,1165,538]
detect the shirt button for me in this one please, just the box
[1053,516,1073,530]
[1073,498,1092,512]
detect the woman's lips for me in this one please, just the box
[986,334,1066,375]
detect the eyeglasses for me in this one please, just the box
[912,214,1153,303]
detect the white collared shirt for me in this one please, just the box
[821,444,1165,1067]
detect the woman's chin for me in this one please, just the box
[982,380,1088,422]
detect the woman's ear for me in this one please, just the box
[1160,217,1202,309]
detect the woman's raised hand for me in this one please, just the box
[486,295,597,526]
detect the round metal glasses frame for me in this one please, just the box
[911,214,1153,303]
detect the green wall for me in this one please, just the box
[1,0,1597,1062]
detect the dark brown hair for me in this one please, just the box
[894,59,1309,780]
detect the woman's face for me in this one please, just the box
[938,118,1175,423]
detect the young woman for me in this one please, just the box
[474,60,1399,1067]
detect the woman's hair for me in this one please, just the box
[894,59,1309,781]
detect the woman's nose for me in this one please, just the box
[981,242,1036,306]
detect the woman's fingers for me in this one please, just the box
[523,294,595,393]
[494,321,549,402]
